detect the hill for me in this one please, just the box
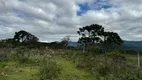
[122,41,142,52]
[68,41,142,52]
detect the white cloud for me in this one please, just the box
[0,0,142,41]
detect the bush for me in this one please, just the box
[87,46,104,55]
[0,48,10,62]
[39,57,61,80]
[107,50,126,64]
[8,47,30,64]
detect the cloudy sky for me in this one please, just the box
[0,0,142,42]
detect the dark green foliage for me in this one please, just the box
[77,24,104,47]
[77,24,123,49]
[87,46,104,55]
[0,39,13,48]
[13,30,39,43]
[13,30,39,48]
[98,66,110,76]
[39,57,61,80]
[47,42,63,49]
[107,50,126,63]
[103,32,123,45]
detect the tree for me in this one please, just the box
[13,30,39,47]
[13,30,39,43]
[61,35,70,48]
[0,38,13,48]
[77,24,123,52]
[103,32,123,50]
[77,24,104,46]
[77,24,104,52]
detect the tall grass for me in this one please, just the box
[60,49,142,80]
[39,56,61,80]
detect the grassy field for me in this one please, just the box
[0,48,142,80]
[0,62,39,80]
[126,54,142,67]
[0,56,99,80]
[55,56,98,80]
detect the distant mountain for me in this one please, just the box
[122,41,142,52]
[68,41,79,47]
[68,41,142,52]
[123,41,142,47]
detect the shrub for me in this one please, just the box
[87,46,104,55]
[39,57,61,80]
[107,50,126,64]
[98,65,110,76]
[59,50,142,80]
[0,52,8,62]
[8,46,30,64]
[0,48,10,62]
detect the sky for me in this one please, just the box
[0,0,142,42]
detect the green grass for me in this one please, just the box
[54,56,97,80]
[0,56,97,80]
[126,55,142,61]
[7,67,39,80]
[126,55,142,66]
[0,53,141,80]
[0,62,39,80]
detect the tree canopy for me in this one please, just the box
[77,24,123,48]
[13,30,39,43]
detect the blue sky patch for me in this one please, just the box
[91,0,112,10]
[77,0,112,16]
[94,4,112,10]
[77,3,89,16]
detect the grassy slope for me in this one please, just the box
[55,56,96,80]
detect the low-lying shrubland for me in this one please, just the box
[39,56,61,80]
[60,48,142,80]
[0,46,141,80]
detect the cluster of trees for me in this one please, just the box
[0,24,123,49]
[0,30,39,48]
[77,24,123,52]
[0,30,71,49]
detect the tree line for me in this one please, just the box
[0,24,123,49]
